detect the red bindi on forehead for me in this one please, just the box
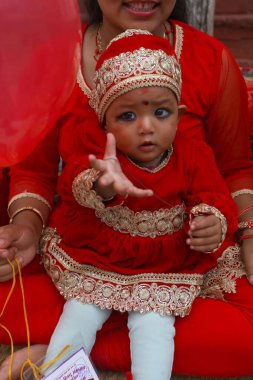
[139,88,150,105]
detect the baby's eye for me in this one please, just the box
[155,108,170,118]
[118,111,136,121]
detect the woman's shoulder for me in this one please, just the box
[172,19,226,54]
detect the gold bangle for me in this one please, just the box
[9,206,45,229]
[7,192,51,217]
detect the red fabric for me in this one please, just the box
[0,168,9,226]
[92,277,253,377]
[246,79,253,131]
[42,135,239,316]
[1,20,253,377]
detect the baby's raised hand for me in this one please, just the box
[186,214,222,253]
[89,133,153,200]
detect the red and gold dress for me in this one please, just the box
[41,131,242,318]
[2,20,253,376]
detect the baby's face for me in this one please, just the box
[105,86,179,166]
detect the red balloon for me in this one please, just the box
[0,0,81,167]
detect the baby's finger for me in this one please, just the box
[189,225,220,238]
[128,187,154,198]
[89,154,107,172]
[187,234,220,247]
[104,133,117,160]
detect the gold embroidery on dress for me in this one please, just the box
[127,146,173,173]
[174,24,184,61]
[95,204,186,238]
[76,65,92,98]
[72,168,105,210]
[40,228,203,317]
[72,168,187,238]
[40,229,244,317]
[201,244,245,299]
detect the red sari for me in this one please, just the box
[1,20,253,376]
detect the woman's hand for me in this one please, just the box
[240,236,253,285]
[89,133,153,200]
[186,214,222,253]
[0,224,38,282]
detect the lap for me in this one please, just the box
[92,276,253,377]
[1,262,253,376]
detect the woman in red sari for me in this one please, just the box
[1,0,253,378]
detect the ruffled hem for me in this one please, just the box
[40,228,245,317]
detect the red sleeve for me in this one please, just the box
[183,141,238,235]
[205,47,253,192]
[9,125,60,207]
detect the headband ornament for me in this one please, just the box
[90,29,182,122]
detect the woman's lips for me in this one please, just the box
[123,2,159,16]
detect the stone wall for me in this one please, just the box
[214,0,253,64]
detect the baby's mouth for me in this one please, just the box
[139,141,156,151]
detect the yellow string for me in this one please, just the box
[0,323,14,380]
[0,258,16,380]
[38,344,71,373]
[1,258,71,379]
[13,257,41,380]
[0,259,16,318]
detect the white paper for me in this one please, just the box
[42,347,99,380]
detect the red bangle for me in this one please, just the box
[240,234,253,242]
[238,220,253,229]
[238,205,253,217]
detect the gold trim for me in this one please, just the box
[8,192,51,214]
[232,189,253,199]
[174,24,184,61]
[95,204,186,238]
[76,65,92,98]
[201,244,245,298]
[127,146,173,173]
[72,168,186,238]
[72,168,104,210]
[40,228,203,317]
[107,29,152,48]
[90,47,182,122]
[40,230,244,316]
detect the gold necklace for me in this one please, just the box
[163,22,172,43]
[94,23,103,61]
[94,22,172,62]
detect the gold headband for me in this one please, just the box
[90,43,182,123]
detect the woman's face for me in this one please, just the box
[97,0,177,36]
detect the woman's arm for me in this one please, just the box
[205,47,253,283]
[0,126,60,280]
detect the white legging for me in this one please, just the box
[45,299,175,380]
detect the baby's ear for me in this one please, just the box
[178,104,187,118]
